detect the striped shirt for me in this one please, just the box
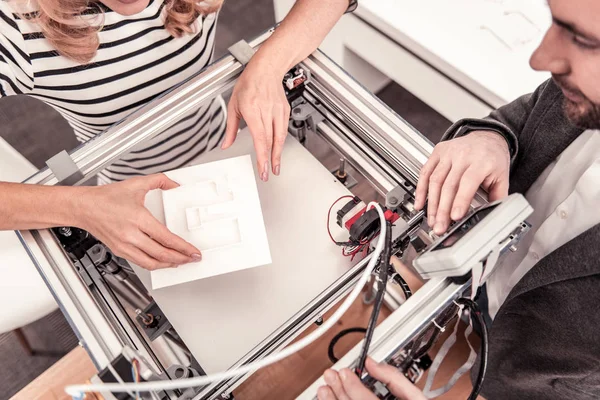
[0,0,226,183]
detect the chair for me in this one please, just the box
[0,137,58,355]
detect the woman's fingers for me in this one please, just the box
[222,96,241,150]
[271,102,290,176]
[242,107,270,182]
[140,212,201,260]
[260,109,274,180]
[135,233,193,266]
[143,173,180,191]
[120,245,174,271]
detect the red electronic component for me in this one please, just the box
[384,209,401,223]
[330,197,401,261]
[344,206,367,231]
[292,76,307,88]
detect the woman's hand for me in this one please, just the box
[222,52,291,182]
[318,358,428,400]
[220,0,351,181]
[76,174,202,271]
[414,131,511,235]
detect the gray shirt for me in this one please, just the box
[443,79,600,400]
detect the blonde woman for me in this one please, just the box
[0,0,356,270]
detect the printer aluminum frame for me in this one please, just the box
[17,28,490,400]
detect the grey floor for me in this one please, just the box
[0,1,449,398]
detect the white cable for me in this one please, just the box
[66,202,388,397]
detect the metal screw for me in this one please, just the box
[315,316,324,326]
[509,245,518,252]
[59,227,72,237]
[335,159,348,183]
[389,196,399,206]
[136,309,152,325]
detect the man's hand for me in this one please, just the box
[77,174,202,271]
[317,358,428,400]
[414,131,511,235]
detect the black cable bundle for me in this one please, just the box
[355,221,393,376]
[392,273,412,300]
[327,327,367,363]
[456,298,489,400]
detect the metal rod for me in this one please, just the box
[105,275,148,311]
[23,29,275,187]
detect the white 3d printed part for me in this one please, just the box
[173,178,241,250]
[151,155,271,289]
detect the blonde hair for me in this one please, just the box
[19,0,223,63]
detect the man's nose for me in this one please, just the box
[530,25,570,75]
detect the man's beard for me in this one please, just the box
[553,75,600,129]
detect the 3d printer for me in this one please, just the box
[17,28,532,400]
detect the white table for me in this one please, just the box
[275,0,551,121]
[0,138,57,335]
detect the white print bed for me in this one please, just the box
[134,131,353,373]
[151,155,271,289]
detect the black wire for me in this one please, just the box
[355,221,393,376]
[410,305,460,363]
[456,298,489,400]
[411,328,441,362]
[391,273,412,300]
[327,247,413,366]
[328,327,368,363]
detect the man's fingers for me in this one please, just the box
[451,167,487,221]
[487,177,509,202]
[222,98,241,150]
[415,155,439,211]
[323,370,351,400]
[317,386,338,400]
[271,105,288,176]
[365,358,427,400]
[427,161,451,229]
[140,213,202,260]
[338,369,378,400]
[434,164,468,234]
